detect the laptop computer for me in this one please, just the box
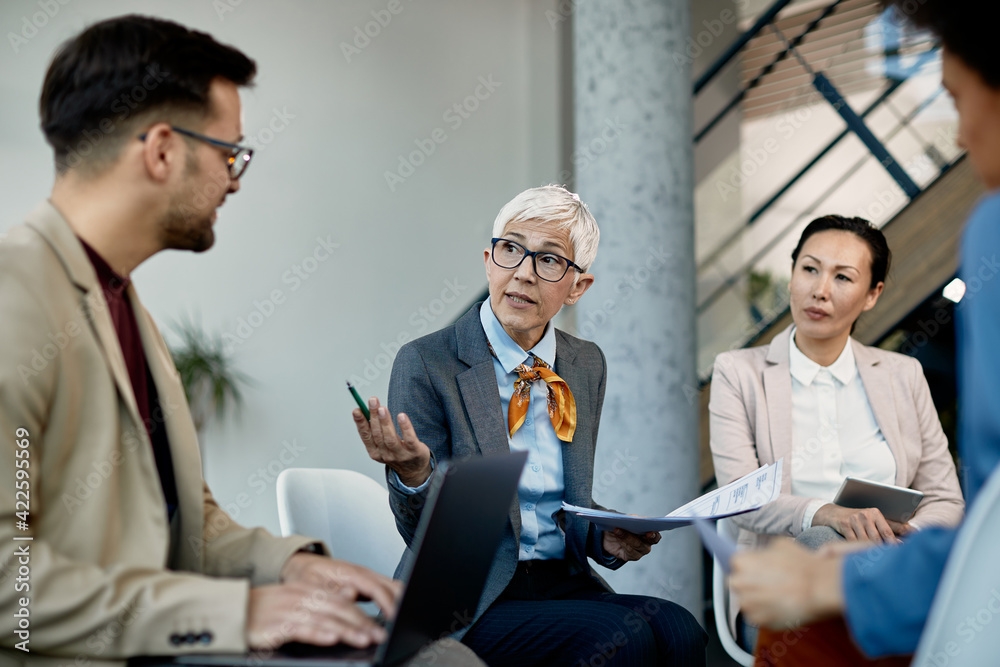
[133,451,526,667]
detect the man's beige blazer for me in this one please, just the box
[0,202,319,666]
[709,326,964,628]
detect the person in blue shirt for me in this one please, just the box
[354,185,707,666]
[729,0,1000,662]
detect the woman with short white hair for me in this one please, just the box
[355,185,707,666]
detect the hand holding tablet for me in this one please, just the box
[833,477,924,524]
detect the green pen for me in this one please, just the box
[346,381,370,420]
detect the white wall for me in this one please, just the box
[0,0,565,535]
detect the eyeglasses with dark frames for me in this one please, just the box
[490,237,583,283]
[138,126,254,180]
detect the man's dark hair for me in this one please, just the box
[791,215,892,289]
[882,0,1000,88]
[40,14,256,173]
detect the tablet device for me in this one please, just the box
[834,476,924,523]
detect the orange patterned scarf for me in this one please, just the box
[490,342,577,442]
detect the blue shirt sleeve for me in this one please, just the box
[956,192,1000,501]
[842,191,1000,657]
[842,527,957,656]
[386,457,436,495]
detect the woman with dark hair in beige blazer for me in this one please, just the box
[708,215,965,645]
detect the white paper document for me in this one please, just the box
[562,459,783,533]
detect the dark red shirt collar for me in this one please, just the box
[76,237,180,519]
[78,238,130,297]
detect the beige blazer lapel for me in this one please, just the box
[25,202,146,436]
[763,328,795,494]
[131,295,207,571]
[853,340,907,486]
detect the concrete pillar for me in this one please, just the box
[573,0,701,617]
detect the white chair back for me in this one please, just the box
[912,466,1000,666]
[276,468,405,580]
[712,516,754,666]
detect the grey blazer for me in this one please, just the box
[386,303,619,637]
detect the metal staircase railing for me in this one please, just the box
[693,0,961,383]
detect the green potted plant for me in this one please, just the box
[746,269,789,325]
[168,316,249,435]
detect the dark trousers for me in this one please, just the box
[461,559,707,667]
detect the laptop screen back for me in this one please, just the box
[378,451,526,665]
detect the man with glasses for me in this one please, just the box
[0,14,481,667]
[140,126,255,180]
[354,186,708,666]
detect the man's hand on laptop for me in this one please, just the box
[244,554,402,651]
[354,396,433,488]
[280,552,401,612]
